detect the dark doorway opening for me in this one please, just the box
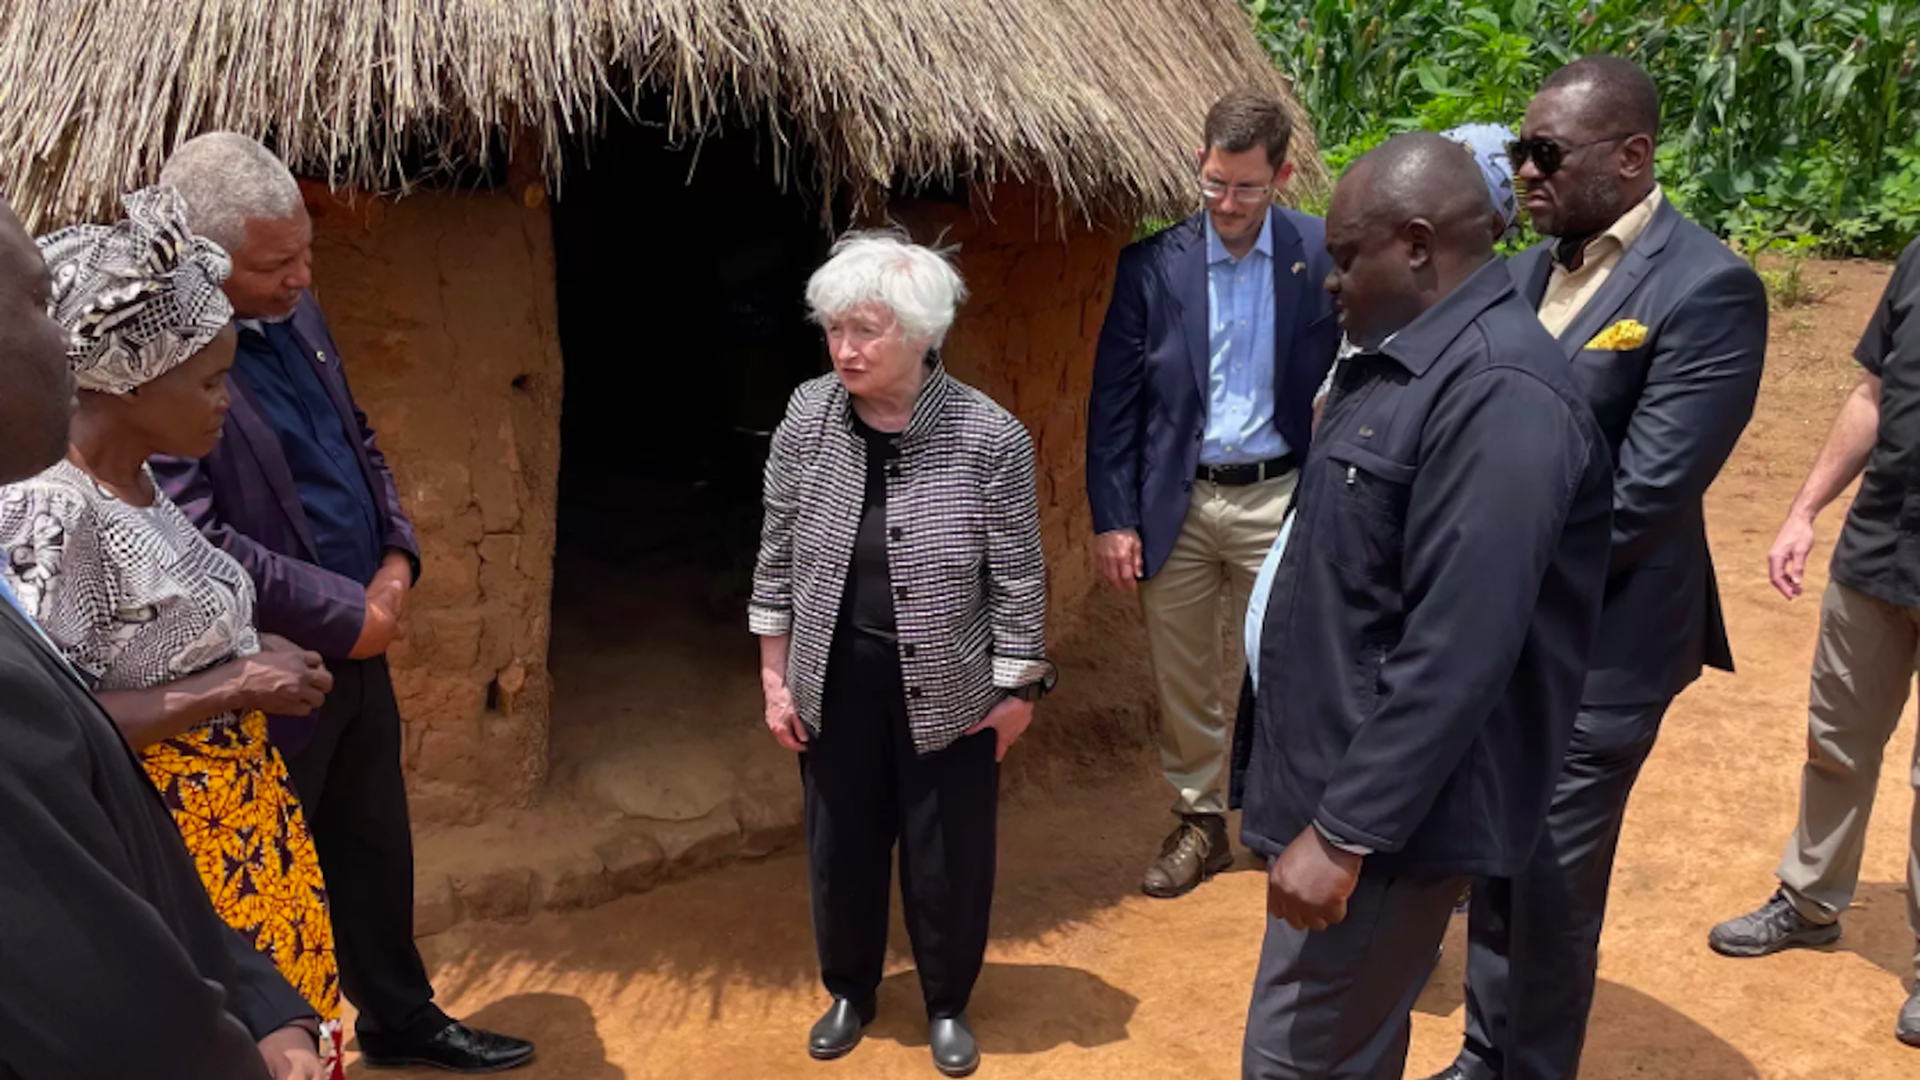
[547,111,830,822]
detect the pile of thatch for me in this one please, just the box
[0,0,1323,232]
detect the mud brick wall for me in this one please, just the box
[303,180,564,824]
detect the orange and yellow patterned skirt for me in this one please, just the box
[142,711,344,1078]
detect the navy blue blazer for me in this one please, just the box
[1087,209,1339,578]
[1510,197,1766,707]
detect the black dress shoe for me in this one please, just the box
[809,998,874,1061]
[929,1014,980,1077]
[360,1021,535,1073]
[1420,1067,1467,1080]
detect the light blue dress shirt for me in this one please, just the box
[1245,510,1294,692]
[1202,212,1287,466]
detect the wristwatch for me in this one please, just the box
[1008,682,1048,703]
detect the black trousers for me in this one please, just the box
[802,633,999,1019]
[1456,700,1672,1080]
[282,656,447,1040]
[1242,871,1468,1080]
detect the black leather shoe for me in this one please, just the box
[360,1021,535,1073]
[929,1014,980,1077]
[1420,1067,1467,1080]
[809,998,874,1061]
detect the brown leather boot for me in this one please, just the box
[1141,813,1234,898]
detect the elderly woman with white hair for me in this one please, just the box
[751,230,1055,1076]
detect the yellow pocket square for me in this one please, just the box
[1585,319,1649,351]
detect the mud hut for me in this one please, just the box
[1,0,1322,912]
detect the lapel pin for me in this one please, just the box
[1291,261,1306,275]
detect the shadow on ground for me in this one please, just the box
[1582,980,1762,1078]
[1836,880,1917,985]
[1414,918,1761,1078]
[863,962,1138,1054]
[345,993,621,1079]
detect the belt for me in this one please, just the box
[1196,454,1297,486]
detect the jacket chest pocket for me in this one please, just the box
[1321,441,1416,585]
[1572,346,1651,434]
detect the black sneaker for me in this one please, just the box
[1708,890,1841,957]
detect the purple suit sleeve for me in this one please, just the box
[152,454,369,660]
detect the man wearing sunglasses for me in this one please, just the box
[1088,87,1339,900]
[1425,55,1767,1080]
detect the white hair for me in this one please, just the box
[158,132,304,253]
[806,230,968,349]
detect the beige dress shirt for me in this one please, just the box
[1537,186,1664,338]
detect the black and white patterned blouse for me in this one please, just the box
[0,459,260,726]
[751,366,1054,754]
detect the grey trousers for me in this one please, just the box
[1243,871,1467,1080]
[1454,700,1671,1080]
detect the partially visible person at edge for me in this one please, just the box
[1235,132,1613,1080]
[3,185,340,1077]
[751,231,1055,1078]
[149,133,535,1073]
[0,193,324,1080]
[1087,86,1338,901]
[1708,236,1920,1046]
[1307,121,1517,432]
[1424,56,1767,1080]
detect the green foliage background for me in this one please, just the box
[1249,0,1920,256]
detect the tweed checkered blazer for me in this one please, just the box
[749,366,1054,754]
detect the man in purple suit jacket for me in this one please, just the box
[152,133,535,1074]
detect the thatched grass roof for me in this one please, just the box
[0,0,1323,233]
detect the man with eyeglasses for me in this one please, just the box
[1088,87,1339,900]
[1423,55,1767,1080]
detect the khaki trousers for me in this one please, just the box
[1139,474,1295,816]
[1777,580,1920,973]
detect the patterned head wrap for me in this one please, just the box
[1441,123,1520,240]
[35,185,234,395]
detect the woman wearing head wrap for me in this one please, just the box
[4,186,340,1079]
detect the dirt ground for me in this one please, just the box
[350,259,1916,1079]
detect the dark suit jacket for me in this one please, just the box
[0,601,312,1080]
[152,293,420,664]
[1512,197,1766,707]
[1087,208,1340,578]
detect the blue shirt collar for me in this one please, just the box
[1205,208,1274,265]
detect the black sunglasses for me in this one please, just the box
[1505,134,1634,176]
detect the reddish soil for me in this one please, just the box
[350,259,1915,1079]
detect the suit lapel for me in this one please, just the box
[1556,200,1679,357]
[288,305,361,442]
[1167,216,1211,400]
[225,367,323,560]
[1267,209,1305,398]
[1514,246,1554,310]
[286,302,389,529]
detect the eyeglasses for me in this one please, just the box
[1505,134,1634,177]
[1199,180,1275,206]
